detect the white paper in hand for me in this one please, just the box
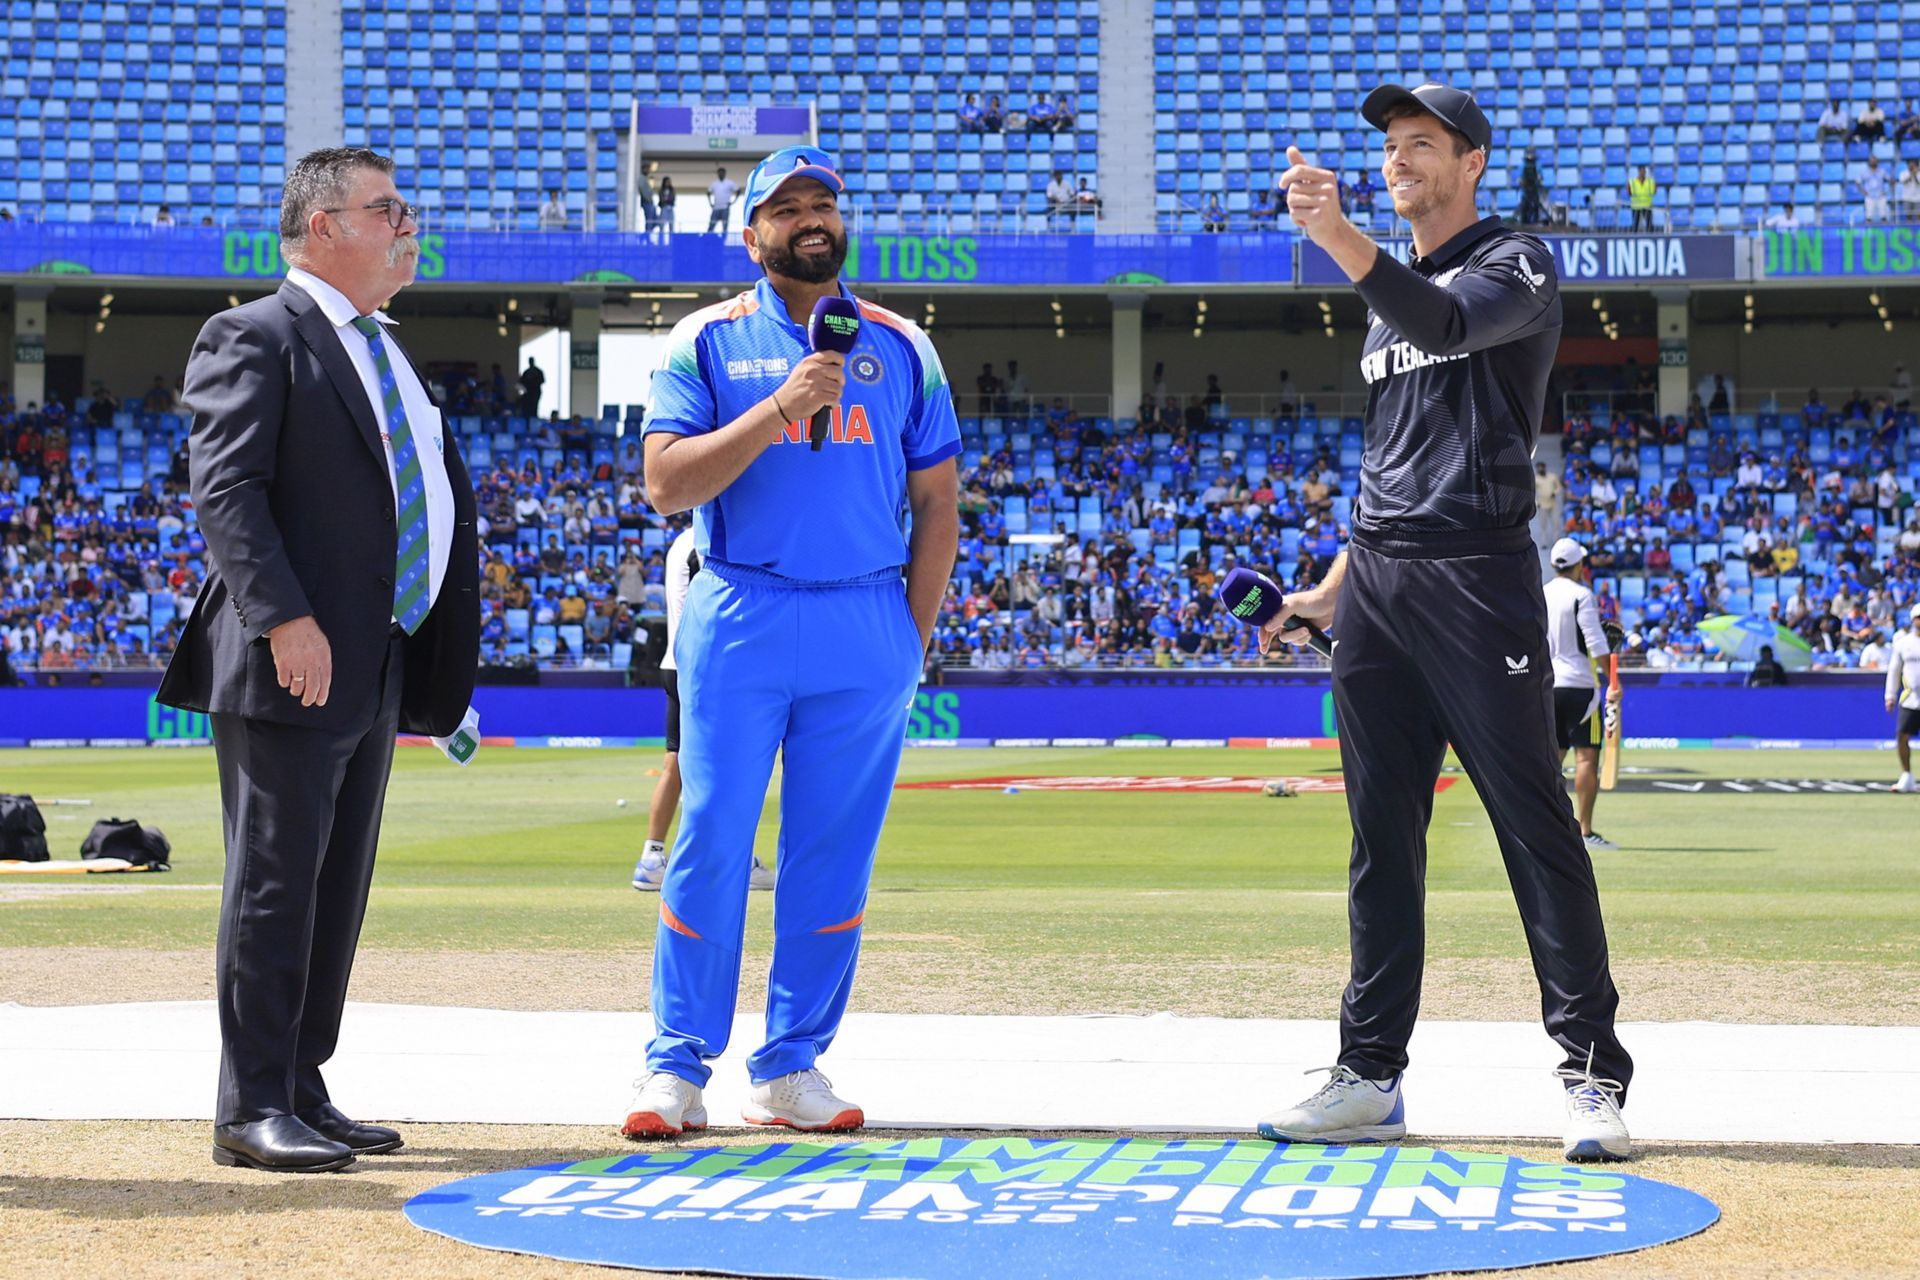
[430,705,481,766]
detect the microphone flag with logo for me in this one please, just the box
[1218,565,1335,658]
[807,296,862,450]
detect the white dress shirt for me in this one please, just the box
[285,266,455,619]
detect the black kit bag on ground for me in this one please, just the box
[80,818,173,869]
[0,794,50,862]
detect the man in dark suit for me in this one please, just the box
[159,147,479,1173]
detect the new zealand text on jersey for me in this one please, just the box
[1359,340,1469,385]
[770,403,875,445]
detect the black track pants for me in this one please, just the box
[1330,538,1633,1099]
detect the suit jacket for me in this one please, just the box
[158,281,480,736]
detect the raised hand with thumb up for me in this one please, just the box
[1279,145,1348,244]
[1279,144,1381,283]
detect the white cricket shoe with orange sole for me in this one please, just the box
[621,1071,707,1139]
[743,1068,864,1132]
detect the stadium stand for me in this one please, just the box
[341,0,1096,233]
[2,385,200,672]
[1553,398,1920,668]
[1153,0,1920,233]
[929,399,1919,671]
[4,0,1918,233]
[4,380,1917,675]
[0,0,288,226]
[341,0,607,230]
[4,1,1920,676]
[0,380,650,675]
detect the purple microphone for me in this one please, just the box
[806,295,863,451]
[1219,565,1334,658]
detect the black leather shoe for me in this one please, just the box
[297,1103,405,1154]
[212,1115,355,1172]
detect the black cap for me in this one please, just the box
[1361,82,1493,151]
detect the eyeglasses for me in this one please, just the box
[321,199,419,230]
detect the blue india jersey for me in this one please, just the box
[643,277,962,584]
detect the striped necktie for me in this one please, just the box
[349,315,432,634]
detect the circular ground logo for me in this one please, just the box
[405,1137,1717,1278]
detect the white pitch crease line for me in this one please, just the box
[2,1003,1916,1144]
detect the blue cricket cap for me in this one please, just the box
[742,146,847,218]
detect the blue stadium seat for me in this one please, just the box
[11,2,1920,675]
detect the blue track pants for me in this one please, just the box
[646,560,923,1085]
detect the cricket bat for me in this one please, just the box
[1598,653,1622,791]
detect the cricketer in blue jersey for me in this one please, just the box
[622,146,962,1138]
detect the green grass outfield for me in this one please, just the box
[4,745,1916,998]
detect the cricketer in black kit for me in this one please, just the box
[1258,83,1634,1162]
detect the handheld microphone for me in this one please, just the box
[806,295,862,451]
[1219,565,1335,658]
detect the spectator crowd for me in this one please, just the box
[0,373,672,681]
[1552,386,1920,670]
[958,91,1078,135]
[6,363,1917,682]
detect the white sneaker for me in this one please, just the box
[631,847,667,891]
[1256,1065,1406,1144]
[749,857,776,891]
[621,1071,706,1139]
[1556,1058,1632,1162]
[1892,773,1917,794]
[743,1068,864,1132]
[1584,831,1619,851]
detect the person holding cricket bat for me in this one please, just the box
[1254,82,1633,1162]
[1545,536,1621,850]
